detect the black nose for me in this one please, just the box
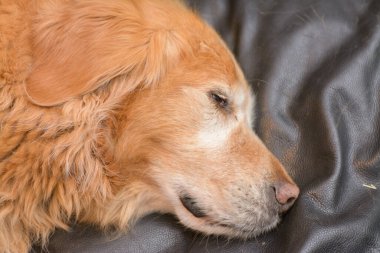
[179,194,206,218]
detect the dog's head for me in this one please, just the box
[25,0,299,238]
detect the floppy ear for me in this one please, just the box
[25,1,182,106]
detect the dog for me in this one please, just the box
[0,0,299,252]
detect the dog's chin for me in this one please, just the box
[175,194,281,239]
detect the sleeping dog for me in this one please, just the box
[0,0,299,252]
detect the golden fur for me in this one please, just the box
[0,1,299,252]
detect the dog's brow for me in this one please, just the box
[234,87,246,107]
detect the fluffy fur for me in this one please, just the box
[0,1,299,252]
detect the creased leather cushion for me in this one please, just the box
[35,0,380,252]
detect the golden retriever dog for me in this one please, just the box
[0,0,299,252]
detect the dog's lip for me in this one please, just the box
[206,215,281,237]
[179,194,207,218]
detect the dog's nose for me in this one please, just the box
[272,181,299,212]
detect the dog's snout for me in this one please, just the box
[272,182,299,212]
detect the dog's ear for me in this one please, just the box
[25,1,183,106]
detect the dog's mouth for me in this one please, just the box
[179,194,207,218]
[177,192,282,238]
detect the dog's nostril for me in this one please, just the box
[287,196,296,205]
[179,194,206,218]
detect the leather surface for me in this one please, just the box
[35,0,380,252]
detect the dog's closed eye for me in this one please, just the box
[209,91,229,110]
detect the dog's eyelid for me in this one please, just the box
[208,90,230,110]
